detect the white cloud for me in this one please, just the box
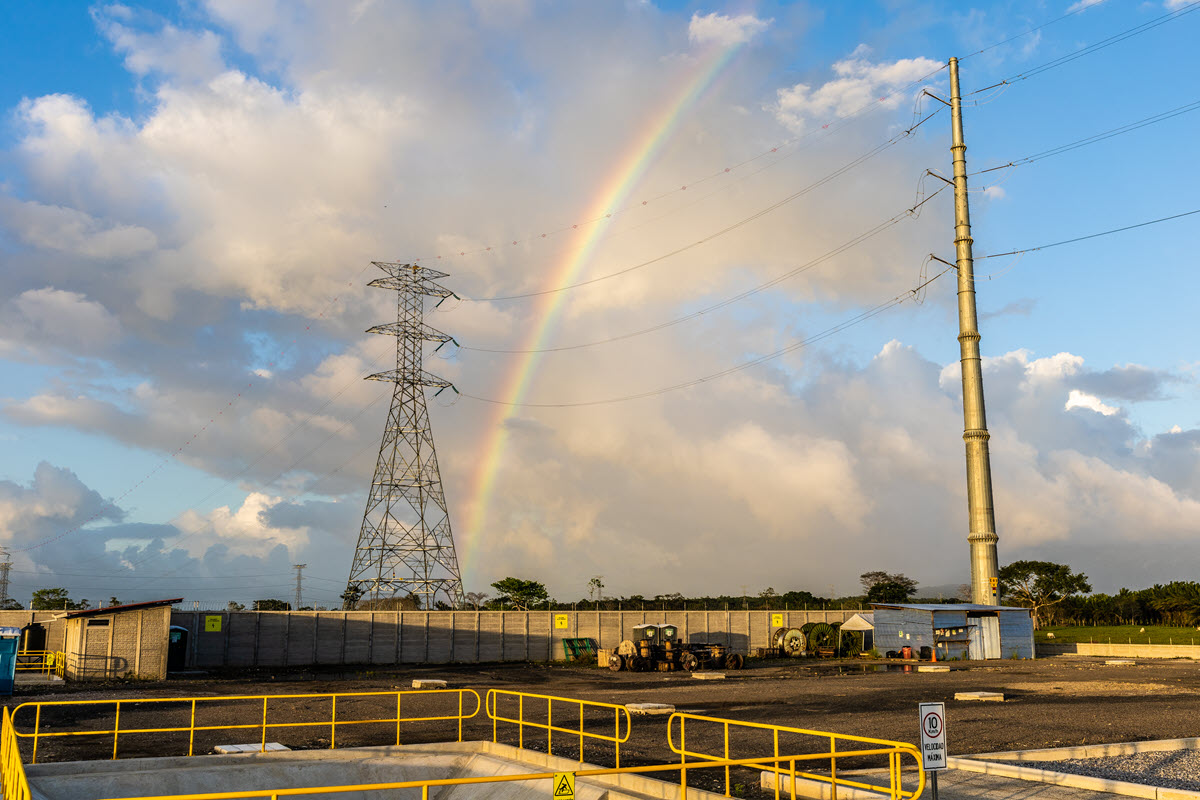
[774,47,942,133]
[1065,389,1119,416]
[983,185,1006,200]
[0,288,122,357]
[688,12,771,47]
[0,197,157,260]
[1067,0,1107,11]
[172,492,309,558]
[92,5,225,82]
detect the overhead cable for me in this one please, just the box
[463,108,944,304]
[974,99,1200,175]
[977,208,1200,261]
[460,186,947,354]
[459,266,953,409]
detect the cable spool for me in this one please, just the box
[840,629,864,657]
[771,627,789,649]
[807,623,839,654]
[780,628,806,657]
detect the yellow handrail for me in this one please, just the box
[0,709,31,800]
[10,689,481,763]
[668,712,925,800]
[485,689,631,767]
[94,754,852,800]
[12,652,58,675]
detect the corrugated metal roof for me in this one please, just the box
[61,598,184,619]
[869,603,1032,613]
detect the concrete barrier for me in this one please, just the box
[1038,642,1200,659]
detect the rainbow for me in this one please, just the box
[457,39,749,587]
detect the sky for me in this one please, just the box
[0,0,1198,610]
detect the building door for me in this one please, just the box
[966,614,1001,659]
[20,624,46,653]
[979,615,1000,659]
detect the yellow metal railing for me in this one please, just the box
[669,712,925,800]
[13,652,61,676]
[485,689,631,767]
[0,709,30,800]
[93,755,847,800]
[9,689,481,764]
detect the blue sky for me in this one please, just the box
[0,1,1198,608]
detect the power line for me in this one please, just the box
[975,99,1200,175]
[463,108,944,304]
[459,265,954,409]
[1002,1,1200,84]
[460,186,947,354]
[961,5,1098,61]
[977,208,1200,261]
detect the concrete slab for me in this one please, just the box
[1107,660,1137,665]
[918,665,951,672]
[956,691,1004,701]
[692,672,726,680]
[626,703,675,716]
[411,679,448,689]
[213,743,290,754]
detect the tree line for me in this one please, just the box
[19,561,1200,629]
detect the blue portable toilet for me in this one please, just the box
[0,626,21,695]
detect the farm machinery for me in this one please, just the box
[607,623,745,672]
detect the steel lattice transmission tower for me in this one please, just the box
[345,262,464,609]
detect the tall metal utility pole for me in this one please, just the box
[345,262,465,610]
[293,563,306,611]
[949,57,1000,605]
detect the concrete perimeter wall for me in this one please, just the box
[172,609,856,669]
[1038,641,1200,659]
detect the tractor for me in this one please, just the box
[607,623,745,672]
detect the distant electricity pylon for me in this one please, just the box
[345,262,465,610]
[293,563,306,611]
[0,547,10,608]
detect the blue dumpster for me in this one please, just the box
[0,626,20,695]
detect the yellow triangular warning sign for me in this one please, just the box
[553,771,575,799]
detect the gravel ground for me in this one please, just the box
[1013,751,1200,792]
[8,655,1200,798]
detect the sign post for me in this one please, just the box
[918,702,947,800]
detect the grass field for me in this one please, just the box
[1036,625,1200,645]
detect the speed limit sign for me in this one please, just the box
[918,702,947,771]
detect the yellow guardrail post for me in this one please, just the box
[723,719,731,797]
[112,701,121,760]
[188,700,197,757]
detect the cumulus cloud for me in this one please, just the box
[2,3,1196,607]
[0,287,123,358]
[774,46,943,133]
[688,12,771,47]
[1065,389,1119,416]
[92,4,225,83]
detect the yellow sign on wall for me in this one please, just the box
[554,614,569,629]
[771,613,784,627]
[989,577,998,591]
[204,615,222,632]
[552,772,575,799]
